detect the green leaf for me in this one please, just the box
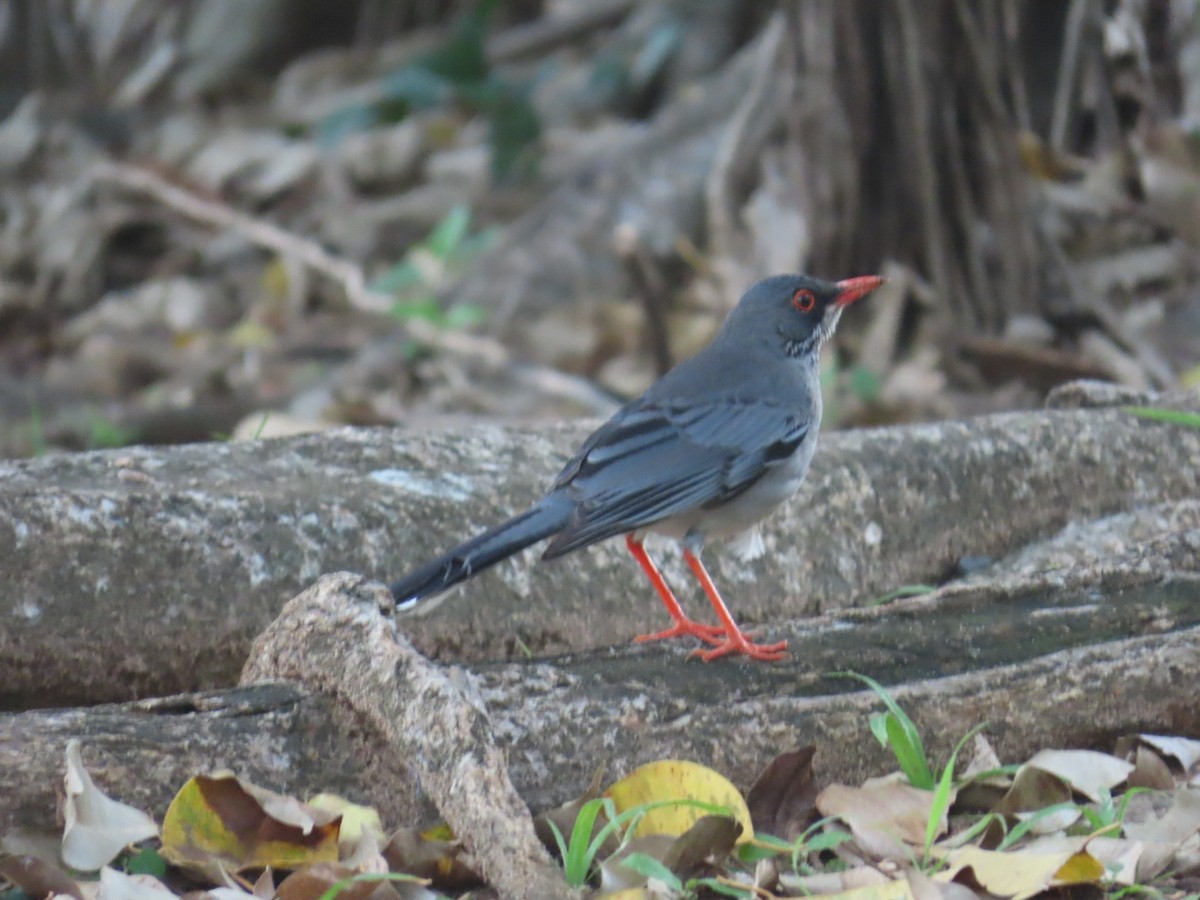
[317,103,377,147]
[1124,406,1200,429]
[736,842,782,863]
[940,812,1002,849]
[619,852,683,891]
[455,225,501,261]
[868,711,890,747]
[849,365,883,403]
[380,66,453,109]
[483,81,541,181]
[884,712,932,790]
[371,260,426,295]
[926,746,958,855]
[390,297,443,323]
[554,796,615,886]
[443,304,487,329]
[804,829,852,853]
[426,205,472,259]
[86,413,136,450]
[545,819,570,867]
[996,802,1081,851]
[418,0,495,84]
[838,672,934,789]
[123,847,167,878]
[588,54,631,105]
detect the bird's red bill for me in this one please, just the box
[834,275,885,307]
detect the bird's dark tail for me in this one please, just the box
[390,495,573,609]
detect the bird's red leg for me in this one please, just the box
[625,535,724,645]
[683,550,788,662]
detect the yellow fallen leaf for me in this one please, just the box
[605,760,753,844]
[161,774,340,874]
[307,794,385,852]
[932,843,1104,899]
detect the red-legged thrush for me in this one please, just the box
[389,273,884,661]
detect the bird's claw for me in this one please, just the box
[689,634,788,663]
[634,618,726,646]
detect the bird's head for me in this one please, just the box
[723,273,885,359]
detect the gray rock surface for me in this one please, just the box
[2,393,1198,707]
[4,545,1196,838]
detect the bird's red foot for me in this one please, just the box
[691,632,788,663]
[634,616,725,646]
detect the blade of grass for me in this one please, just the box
[925,723,988,859]
[995,802,1080,851]
[838,670,933,788]
[1124,406,1200,429]
[318,872,425,900]
[937,812,1004,849]
[618,852,683,891]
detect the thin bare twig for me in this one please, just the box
[91,161,621,415]
[92,160,506,357]
[93,160,390,310]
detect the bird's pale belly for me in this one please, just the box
[645,431,819,545]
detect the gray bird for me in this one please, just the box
[389,273,883,661]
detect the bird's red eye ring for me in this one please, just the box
[791,289,816,312]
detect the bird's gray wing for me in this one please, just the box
[543,397,808,557]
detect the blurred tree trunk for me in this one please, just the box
[791,0,1067,333]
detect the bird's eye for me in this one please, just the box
[791,289,816,312]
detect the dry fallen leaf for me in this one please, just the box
[745,745,819,842]
[62,740,159,872]
[380,825,480,890]
[160,773,340,875]
[991,763,1077,835]
[660,815,742,877]
[1135,734,1200,774]
[778,863,890,897]
[274,863,405,900]
[1126,745,1176,791]
[1024,748,1134,802]
[816,780,938,861]
[1122,783,1200,880]
[597,834,676,894]
[0,852,83,900]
